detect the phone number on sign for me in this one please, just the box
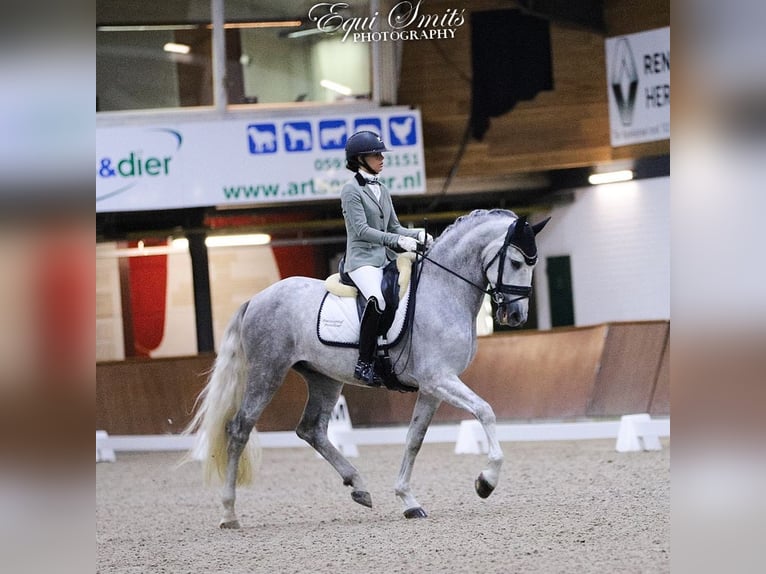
[314,152,420,171]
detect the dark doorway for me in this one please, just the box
[546,255,575,327]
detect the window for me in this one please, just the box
[96,0,372,112]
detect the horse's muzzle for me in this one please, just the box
[495,302,526,327]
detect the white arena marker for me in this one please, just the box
[325,395,359,458]
[96,430,116,462]
[454,420,488,454]
[615,413,670,452]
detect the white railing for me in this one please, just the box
[97,398,668,462]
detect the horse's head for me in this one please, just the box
[483,215,550,327]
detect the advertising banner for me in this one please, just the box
[96,108,425,213]
[605,27,670,147]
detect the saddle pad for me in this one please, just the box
[317,282,412,348]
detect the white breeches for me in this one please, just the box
[348,265,386,310]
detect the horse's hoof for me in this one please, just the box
[475,473,495,499]
[403,507,428,519]
[219,519,241,529]
[352,490,373,508]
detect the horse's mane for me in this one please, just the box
[434,209,517,245]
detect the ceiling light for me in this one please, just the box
[97,234,273,259]
[163,42,190,54]
[206,20,302,30]
[320,79,353,96]
[96,242,188,258]
[286,28,324,38]
[205,234,272,247]
[588,170,634,185]
[171,234,272,249]
[97,24,200,32]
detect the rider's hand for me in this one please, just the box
[397,235,419,252]
[417,230,434,247]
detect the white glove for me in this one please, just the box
[417,230,434,246]
[397,235,419,252]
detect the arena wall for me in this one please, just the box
[96,320,669,434]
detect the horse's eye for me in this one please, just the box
[511,260,522,270]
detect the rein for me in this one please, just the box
[417,220,534,306]
[390,219,532,377]
[418,251,493,297]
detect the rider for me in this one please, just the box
[340,130,432,386]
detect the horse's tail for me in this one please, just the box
[182,302,260,486]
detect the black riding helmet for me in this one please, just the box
[345,130,391,173]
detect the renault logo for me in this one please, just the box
[610,38,639,126]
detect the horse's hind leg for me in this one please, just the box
[293,368,372,509]
[395,392,441,518]
[220,368,285,529]
[220,412,253,529]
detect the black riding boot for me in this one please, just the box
[354,297,383,386]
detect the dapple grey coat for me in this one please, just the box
[340,175,420,272]
[184,209,546,529]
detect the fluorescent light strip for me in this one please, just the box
[97,234,272,259]
[320,79,353,96]
[96,244,187,258]
[206,20,302,30]
[205,234,272,247]
[171,234,272,249]
[286,28,324,38]
[163,42,190,54]
[588,170,634,185]
[97,24,200,32]
[98,21,302,32]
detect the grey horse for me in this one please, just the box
[185,209,549,528]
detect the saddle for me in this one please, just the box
[328,252,416,334]
[319,253,419,392]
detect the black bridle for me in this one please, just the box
[418,221,536,306]
[482,222,536,305]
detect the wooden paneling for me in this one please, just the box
[97,322,669,434]
[604,0,670,36]
[587,321,669,415]
[255,370,308,431]
[458,326,607,419]
[96,355,214,435]
[341,385,418,427]
[397,0,670,190]
[649,332,670,415]
[95,356,311,434]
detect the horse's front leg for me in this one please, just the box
[395,392,441,518]
[429,375,503,499]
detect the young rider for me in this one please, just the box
[340,130,432,386]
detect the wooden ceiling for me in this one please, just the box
[97,0,669,241]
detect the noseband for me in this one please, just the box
[419,220,536,305]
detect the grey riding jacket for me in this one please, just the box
[341,173,420,272]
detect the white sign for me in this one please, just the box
[96,108,425,213]
[605,27,670,147]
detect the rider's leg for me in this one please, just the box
[354,296,383,385]
[348,266,385,385]
[347,265,385,310]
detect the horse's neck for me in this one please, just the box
[424,220,506,311]
[433,219,507,280]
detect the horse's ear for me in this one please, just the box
[531,216,551,236]
[511,215,528,238]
